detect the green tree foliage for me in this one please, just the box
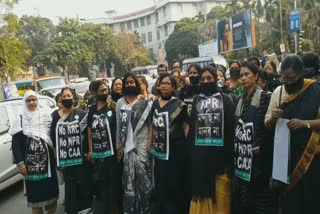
[19,15,55,76]
[112,31,154,76]
[165,18,200,65]
[46,18,115,81]
[0,14,31,80]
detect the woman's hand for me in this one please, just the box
[117,144,124,162]
[287,118,307,130]
[18,163,27,175]
[252,146,260,156]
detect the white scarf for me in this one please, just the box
[9,91,53,148]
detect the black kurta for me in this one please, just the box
[87,102,120,214]
[12,132,59,207]
[189,91,235,200]
[51,109,93,214]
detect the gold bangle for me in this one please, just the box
[305,120,311,129]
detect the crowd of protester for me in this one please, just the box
[9,51,320,214]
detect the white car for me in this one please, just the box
[0,96,56,191]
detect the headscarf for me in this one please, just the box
[9,91,53,148]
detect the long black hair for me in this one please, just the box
[122,72,141,94]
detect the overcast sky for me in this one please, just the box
[13,0,155,23]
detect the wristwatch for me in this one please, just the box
[305,120,311,129]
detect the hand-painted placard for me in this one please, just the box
[56,120,82,167]
[195,93,224,146]
[25,137,50,181]
[151,110,169,160]
[234,119,254,181]
[120,109,134,153]
[91,114,114,158]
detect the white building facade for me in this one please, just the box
[85,0,228,63]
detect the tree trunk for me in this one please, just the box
[63,65,69,84]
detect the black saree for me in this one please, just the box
[152,98,190,214]
[279,80,320,214]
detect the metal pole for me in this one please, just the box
[294,0,298,54]
[279,0,283,59]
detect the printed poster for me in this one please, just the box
[151,111,169,160]
[56,120,82,167]
[234,119,254,181]
[25,137,50,181]
[91,114,114,158]
[195,93,224,146]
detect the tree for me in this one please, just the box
[0,14,31,80]
[112,31,154,76]
[19,15,55,76]
[165,18,200,65]
[46,18,116,80]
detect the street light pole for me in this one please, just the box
[294,0,298,54]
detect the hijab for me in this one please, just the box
[9,91,53,147]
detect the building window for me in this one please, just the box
[140,18,145,27]
[147,15,151,25]
[148,32,152,42]
[163,6,167,17]
[127,21,132,30]
[157,30,160,40]
[134,20,139,28]
[120,23,125,31]
[149,48,154,57]
[142,33,146,44]
[156,12,159,23]
[164,25,168,37]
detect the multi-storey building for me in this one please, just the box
[85,0,228,63]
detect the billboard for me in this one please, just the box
[217,10,255,53]
[198,20,219,57]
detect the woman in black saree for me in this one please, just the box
[149,73,190,214]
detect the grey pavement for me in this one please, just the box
[0,181,65,214]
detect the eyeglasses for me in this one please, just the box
[280,74,301,84]
[160,82,172,86]
[125,80,135,85]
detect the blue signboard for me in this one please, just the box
[2,83,12,99]
[289,10,300,32]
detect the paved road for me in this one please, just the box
[0,181,65,214]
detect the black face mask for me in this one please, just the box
[124,86,140,96]
[111,92,122,102]
[284,78,304,94]
[230,69,240,78]
[97,94,108,102]
[161,95,172,100]
[62,99,73,109]
[200,82,218,96]
[189,76,200,85]
[303,67,317,79]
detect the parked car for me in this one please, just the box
[71,81,90,98]
[0,96,56,191]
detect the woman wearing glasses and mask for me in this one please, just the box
[265,55,320,214]
[149,73,190,214]
[10,91,59,214]
[51,87,93,214]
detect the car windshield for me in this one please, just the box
[73,83,89,93]
[37,78,66,90]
